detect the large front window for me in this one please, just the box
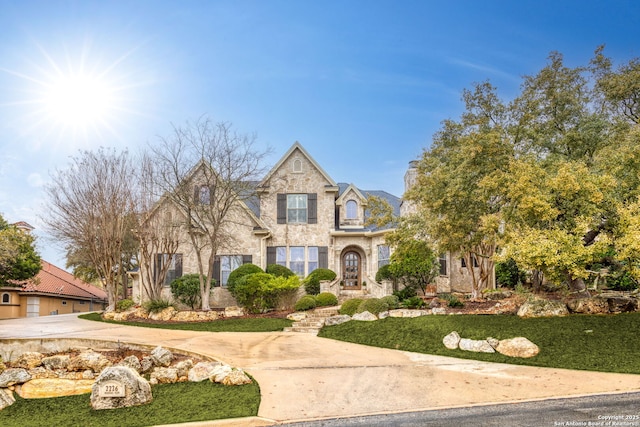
[290,246,305,276]
[220,255,242,286]
[156,253,183,286]
[287,194,308,223]
[308,247,318,274]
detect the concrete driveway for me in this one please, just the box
[1,313,639,424]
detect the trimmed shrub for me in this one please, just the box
[380,295,400,310]
[295,295,317,311]
[170,274,205,309]
[232,273,300,314]
[608,271,639,291]
[357,298,389,315]
[266,264,295,278]
[402,296,425,309]
[116,299,135,312]
[227,264,264,294]
[339,298,364,316]
[303,268,337,295]
[143,298,174,314]
[315,292,338,307]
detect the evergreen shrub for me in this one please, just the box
[357,298,389,315]
[315,292,338,307]
[339,298,364,316]
[295,295,317,311]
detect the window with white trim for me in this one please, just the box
[220,255,243,286]
[290,247,305,276]
[276,247,287,266]
[287,194,308,223]
[308,247,318,274]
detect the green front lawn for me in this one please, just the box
[0,380,260,427]
[79,312,292,332]
[318,312,640,374]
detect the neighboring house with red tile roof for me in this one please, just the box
[0,260,107,319]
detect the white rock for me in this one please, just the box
[352,311,378,321]
[458,338,495,353]
[443,331,461,350]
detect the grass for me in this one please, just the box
[0,380,260,427]
[79,312,293,332]
[318,312,640,374]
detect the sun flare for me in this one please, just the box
[44,72,115,128]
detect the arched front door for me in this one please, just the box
[342,251,361,289]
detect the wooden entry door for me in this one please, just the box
[343,251,361,289]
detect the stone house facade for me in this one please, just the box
[132,142,485,307]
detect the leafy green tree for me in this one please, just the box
[404,82,512,297]
[0,215,41,285]
[387,239,440,296]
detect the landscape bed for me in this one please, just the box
[318,312,640,374]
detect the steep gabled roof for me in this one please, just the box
[259,142,337,188]
[337,183,401,232]
[19,260,108,301]
[336,183,368,206]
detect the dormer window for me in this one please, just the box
[293,159,303,173]
[195,185,212,205]
[346,200,358,219]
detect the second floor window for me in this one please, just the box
[346,200,358,219]
[287,194,307,223]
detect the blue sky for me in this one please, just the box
[1,0,639,268]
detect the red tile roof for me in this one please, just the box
[19,260,108,301]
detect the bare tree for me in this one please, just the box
[43,148,135,310]
[133,152,180,302]
[148,117,269,310]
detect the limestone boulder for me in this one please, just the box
[188,361,223,382]
[140,357,154,374]
[378,311,389,319]
[68,350,112,373]
[118,355,142,373]
[352,311,378,321]
[431,307,446,315]
[150,367,178,384]
[224,306,244,317]
[324,315,352,326]
[150,346,173,367]
[16,378,94,398]
[210,364,233,383]
[458,338,495,353]
[0,388,15,410]
[90,366,152,410]
[102,311,116,321]
[517,299,569,318]
[172,311,201,322]
[204,311,220,321]
[442,331,461,350]
[221,369,252,386]
[388,309,428,318]
[607,296,638,313]
[174,360,193,380]
[42,355,70,371]
[496,337,540,358]
[14,352,44,369]
[27,367,57,379]
[567,297,609,314]
[0,368,31,387]
[148,307,176,321]
[287,312,307,322]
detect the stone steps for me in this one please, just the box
[283,306,340,334]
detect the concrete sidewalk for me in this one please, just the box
[1,313,639,425]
